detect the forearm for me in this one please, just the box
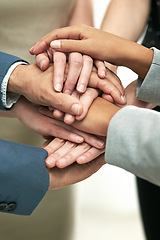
[68,0,93,26]
[101,0,150,41]
[72,97,119,136]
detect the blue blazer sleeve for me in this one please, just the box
[0,139,49,215]
[0,51,28,110]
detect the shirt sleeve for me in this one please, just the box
[105,105,160,187]
[1,61,28,108]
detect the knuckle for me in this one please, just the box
[83,55,93,64]
[69,53,82,65]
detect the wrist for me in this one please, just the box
[72,97,120,136]
[119,41,153,79]
[7,64,28,95]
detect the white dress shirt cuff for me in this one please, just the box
[1,61,28,108]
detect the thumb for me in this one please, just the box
[50,39,87,54]
[51,92,83,116]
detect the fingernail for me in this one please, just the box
[74,135,84,143]
[58,158,66,167]
[97,139,105,148]
[121,95,127,103]
[77,155,86,163]
[46,156,56,167]
[40,60,45,70]
[77,84,85,93]
[101,71,106,78]
[29,46,34,53]
[50,40,61,49]
[55,83,62,92]
[71,104,81,115]
[64,89,71,95]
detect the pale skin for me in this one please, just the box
[30,0,126,107]
[33,0,107,101]
[0,96,105,169]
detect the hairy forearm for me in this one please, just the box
[101,0,150,41]
[68,0,93,26]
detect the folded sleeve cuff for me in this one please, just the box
[1,61,28,108]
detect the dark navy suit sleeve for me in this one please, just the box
[0,51,28,110]
[0,139,49,215]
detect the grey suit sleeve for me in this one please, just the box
[105,106,160,186]
[105,47,160,186]
[137,47,160,105]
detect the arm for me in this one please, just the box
[0,51,82,115]
[73,97,160,187]
[46,25,153,79]
[0,137,105,215]
[0,139,49,215]
[101,0,150,41]
[68,0,93,26]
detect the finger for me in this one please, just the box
[76,87,99,121]
[50,39,88,54]
[45,138,66,168]
[88,72,126,105]
[39,107,85,143]
[47,141,77,168]
[39,106,105,149]
[30,25,82,55]
[76,55,93,93]
[53,51,66,92]
[64,114,75,124]
[56,142,91,168]
[71,129,106,149]
[49,92,83,115]
[63,52,83,94]
[94,60,106,78]
[102,93,114,103]
[53,109,64,119]
[49,153,105,190]
[77,147,105,164]
[105,68,124,95]
[63,90,80,124]
[35,52,50,70]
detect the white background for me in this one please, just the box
[74,1,145,240]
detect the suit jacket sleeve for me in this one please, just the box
[0,51,28,110]
[0,139,49,215]
[105,47,160,186]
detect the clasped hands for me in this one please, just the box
[8,35,126,190]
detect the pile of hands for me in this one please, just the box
[10,25,154,190]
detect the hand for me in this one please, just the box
[30,24,153,79]
[35,50,106,94]
[10,96,83,142]
[8,63,82,116]
[124,80,156,109]
[11,97,105,148]
[43,139,105,190]
[48,153,105,190]
[43,138,105,168]
[51,87,100,124]
[51,68,125,124]
[39,97,120,136]
[30,27,126,105]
